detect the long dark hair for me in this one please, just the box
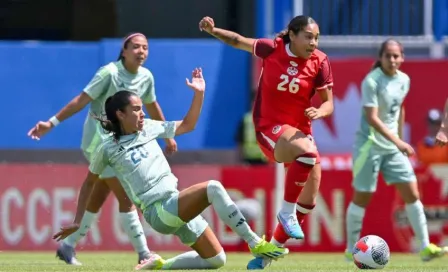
[117,32,146,61]
[94,91,137,141]
[276,16,316,44]
[371,39,404,70]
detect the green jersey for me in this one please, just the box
[356,67,410,153]
[81,61,157,156]
[89,119,178,210]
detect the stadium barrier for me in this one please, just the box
[1,161,447,252]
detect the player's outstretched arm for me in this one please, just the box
[28,92,92,140]
[174,68,205,136]
[199,16,255,53]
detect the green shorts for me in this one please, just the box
[83,150,116,179]
[143,193,208,246]
[352,142,416,192]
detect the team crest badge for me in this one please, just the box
[287,67,298,76]
[272,125,281,134]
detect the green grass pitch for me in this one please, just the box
[0,252,446,271]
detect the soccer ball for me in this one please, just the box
[352,235,390,269]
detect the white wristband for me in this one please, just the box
[49,116,60,127]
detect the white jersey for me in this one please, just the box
[81,61,156,156]
[89,119,178,210]
[356,67,410,153]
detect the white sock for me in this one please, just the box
[346,202,365,251]
[405,200,430,250]
[207,180,262,248]
[280,200,296,215]
[119,210,150,254]
[270,237,283,247]
[162,250,226,269]
[63,211,97,247]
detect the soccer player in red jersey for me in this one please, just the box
[199,15,334,268]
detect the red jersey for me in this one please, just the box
[252,38,333,135]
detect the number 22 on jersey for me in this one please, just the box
[277,74,300,93]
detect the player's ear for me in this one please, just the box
[288,30,294,41]
[116,109,125,121]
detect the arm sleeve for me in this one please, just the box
[83,66,112,100]
[361,78,378,107]
[142,72,157,104]
[252,38,276,59]
[145,119,176,139]
[314,57,334,91]
[402,78,410,107]
[88,143,108,175]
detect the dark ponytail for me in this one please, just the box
[276,16,316,44]
[93,91,137,141]
[276,29,290,43]
[371,60,382,70]
[371,38,404,71]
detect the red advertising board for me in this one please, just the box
[1,163,447,252]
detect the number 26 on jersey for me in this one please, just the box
[277,74,300,93]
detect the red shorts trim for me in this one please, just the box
[255,124,320,165]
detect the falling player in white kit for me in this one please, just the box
[53,68,289,270]
[28,33,176,265]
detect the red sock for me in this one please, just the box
[272,223,290,244]
[296,202,315,225]
[283,153,316,203]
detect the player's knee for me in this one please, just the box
[296,151,317,167]
[206,250,226,268]
[206,180,225,203]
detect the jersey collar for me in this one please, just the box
[285,44,298,57]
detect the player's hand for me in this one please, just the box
[304,107,323,120]
[199,16,215,33]
[164,138,178,155]
[396,140,415,157]
[27,121,53,140]
[52,223,80,242]
[186,68,205,93]
[435,128,448,146]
